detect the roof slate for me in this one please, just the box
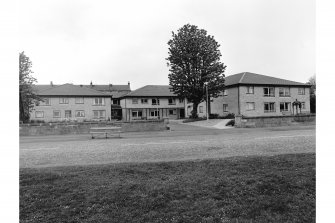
[124,85,176,97]
[225,72,309,86]
[37,84,109,97]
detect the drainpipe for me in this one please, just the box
[237,85,241,115]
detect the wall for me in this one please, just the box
[235,114,315,128]
[239,86,310,116]
[19,120,168,136]
[30,97,112,122]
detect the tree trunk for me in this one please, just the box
[191,102,199,119]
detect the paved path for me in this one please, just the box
[20,123,315,168]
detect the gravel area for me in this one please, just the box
[20,123,315,168]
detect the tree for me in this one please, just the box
[166,24,226,118]
[307,75,316,113]
[19,52,40,123]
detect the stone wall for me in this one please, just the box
[19,119,168,136]
[235,114,315,128]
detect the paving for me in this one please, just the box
[20,122,316,168]
[182,119,234,129]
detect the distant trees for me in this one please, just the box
[19,52,40,123]
[166,24,226,118]
[307,75,316,113]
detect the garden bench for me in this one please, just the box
[90,126,122,139]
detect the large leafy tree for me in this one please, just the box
[19,52,40,123]
[307,75,316,113]
[167,24,226,118]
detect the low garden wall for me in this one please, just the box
[235,114,315,128]
[20,119,169,136]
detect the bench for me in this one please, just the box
[90,127,122,139]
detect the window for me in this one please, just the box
[223,104,228,112]
[65,110,72,118]
[150,110,160,117]
[152,99,160,105]
[59,98,69,104]
[75,110,85,117]
[199,106,204,113]
[179,98,184,103]
[35,111,44,118]
[280,102,291,112]
[279,88,290,97]
[132,110,142,118]
[168,98,176,105]
[264,102,276,112]
[169,109,176,115]
[223,89,228,96]
[298,88,305,95]
[53,110,61,118]
[40,98,51,106]
[132,99,138,104]
[93,98,105,105]
[75,97,84,104]
[246,102,255,110]
[246,86,254,94]
[141,99,148,104]
[263,87,275,97]
[301,102,306,109]
[112,99,119,105]
[93,110,106,119]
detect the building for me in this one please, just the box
[192,72,311,117]
[30,82,130,122]
[120,85,185,121]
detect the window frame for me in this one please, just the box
[152,98,160,105]
[199,106,203,113]
[280,102,291,112]
[223,104,228,112]
[65,110,72,118]
[93,98,105,106]
[53,110,61,118]
[150,109,160,117]
[93,110,106,119]
[141,99,148,104]
[179,98,184,103]
[264,102,276,113]
[279,87,290,97]
[132,110,143,118]
[75,97,84,104]
[59,97,69,104]
[169,109,176,115]
[298,88,305,95]
[40,98,51,106]
[246,86,254,94]
[263,87,275,97]
[168,98,176,105]
[246,102,255,111]
[301,102,306,109]
[75,110,85,117]
[35,111,44,118]
[223,89,228,96]
[132,98,138,104]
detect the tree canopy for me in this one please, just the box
[307,75,316,113]
[166,24,226,118]
[19,51,39,123]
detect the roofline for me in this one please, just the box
[226,83,311,88]
[120,95,180,98]
[37,95,111,97]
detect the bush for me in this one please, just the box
[209,113,219,119]
[226,119,235,126]
[220,113,235,119]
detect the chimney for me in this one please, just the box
[50,81,53,86]
[90,81,93,87]
[128,81,130,86]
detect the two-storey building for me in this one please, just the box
[192,72,311,117]
[120,85,185,121]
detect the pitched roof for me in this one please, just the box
[124,85,176,97]
[36,84,109,97]
[84,84,131,91]
[225,72,309,87]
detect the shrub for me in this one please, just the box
[220,113,235,119]
[209,113,219,119]
[226,119,235,126]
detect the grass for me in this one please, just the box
[20,153,315,223]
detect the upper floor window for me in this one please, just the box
[298,88,305,95]
[132,99,138,104]
[279,88,290,97]
[263,87,275,97]
[59,98,69,104]
[112,99,119,105]
[199,106,204,113]
[179,98,184,103]
[75,97,84,104]
[38,98,51,106]
[35,111,44,118]
[246,86,254,94]
[141,99,148,104]
[264,102,276,112]
[223,89,228,96]
[152,98,160,105]
[93,98,105,106]
[246,102,255,110]
[168,98,176,105]
[280,102,291,112]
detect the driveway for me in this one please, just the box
[20,123,315,168]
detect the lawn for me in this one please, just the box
[20,153,315,223]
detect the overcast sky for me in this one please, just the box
[19,0,315,90]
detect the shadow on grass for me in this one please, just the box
[20,153,315,223]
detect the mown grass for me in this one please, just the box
[20,153,315,223]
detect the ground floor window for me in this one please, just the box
[246,102,255,111]
[93,110,106,119]
[75,110,85,117]
[169,109,176,115]
[223,104,228,112]
[132,110,142,118]
[264,102,276,113]
[65,110,72,118]
[53,110,61,118]
[199,106,203,113]
[301,102,306,109]
[35,111,44,118]
[280,102,291,112]
[150,110,160,117]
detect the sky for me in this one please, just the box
[19,0,315,90]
